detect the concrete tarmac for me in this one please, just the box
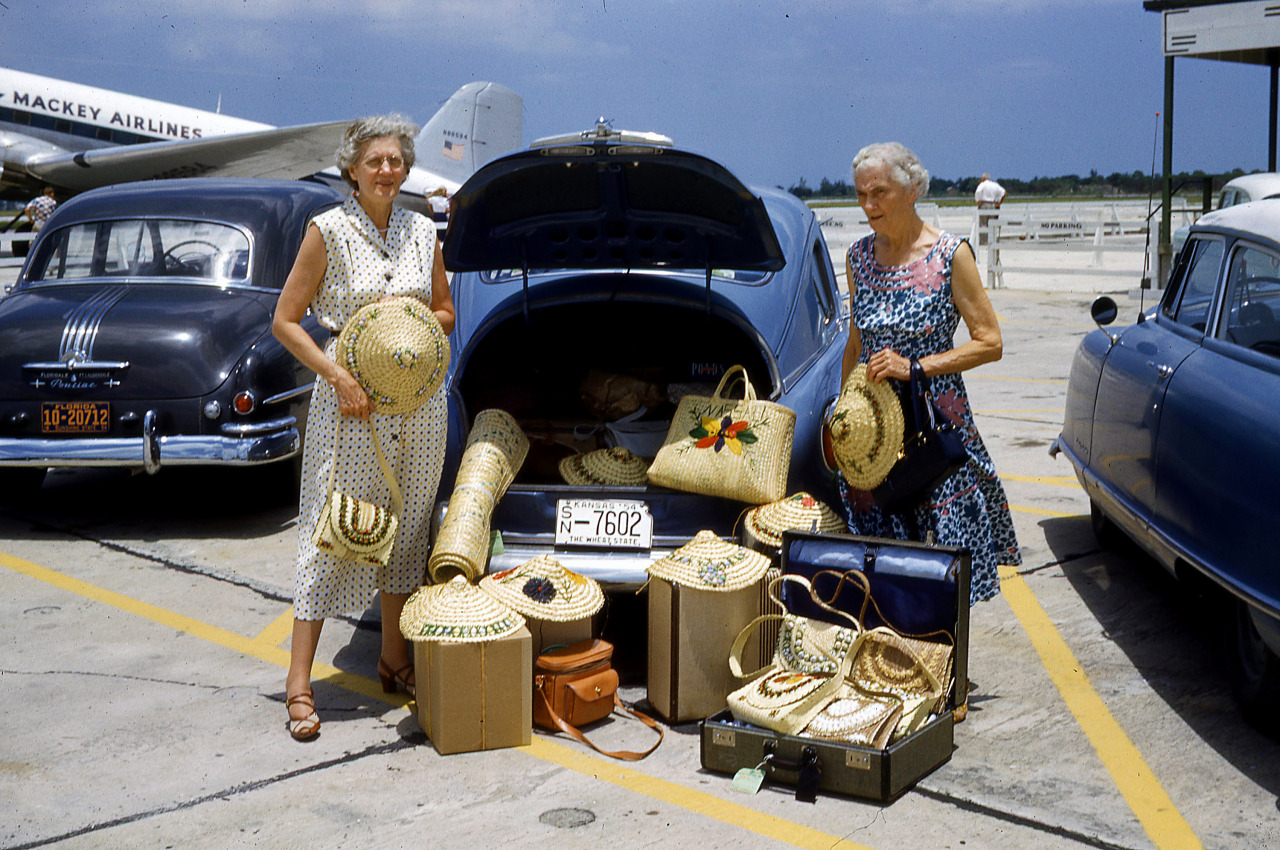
[3,203,1277,850]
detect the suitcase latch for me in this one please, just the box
[711,728,735,747]
[846,750,871,771]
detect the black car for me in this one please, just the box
[0,178,343,490]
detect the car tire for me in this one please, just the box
[1225,597,1280,735]
[1089,499,1125,549]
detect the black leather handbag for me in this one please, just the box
[872,359,968,513]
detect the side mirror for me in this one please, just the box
[1090,296,1118,327]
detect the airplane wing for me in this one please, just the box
[12,120,350,193]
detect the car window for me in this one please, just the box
[1219,189,1238,209]
[27,219,251,283]
[1162,236,1223,332]
[1219,243,1280,358]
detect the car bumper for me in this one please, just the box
[0,411,299,474]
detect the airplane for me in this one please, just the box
[0,66,523,214]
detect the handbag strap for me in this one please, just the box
[728,614,783,679]
[908,358,941,436]
[535,688,663,760]
[810,568,954,649]
[712,364,757,403]
[326,417,404,515]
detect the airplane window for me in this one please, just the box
[27,220,251,283]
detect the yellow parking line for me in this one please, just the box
[0,549,858,848]
[998,565,1203,849]
[255,608,297,647]
[3,548,1201,849]
[1002,474,1081,489]
[0,550,403,707]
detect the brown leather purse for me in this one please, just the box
[533,639,663,760]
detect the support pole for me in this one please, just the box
[1159,56,1174,290]
[1270,54,1278,173]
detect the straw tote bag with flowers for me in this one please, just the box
[647,365,796,505]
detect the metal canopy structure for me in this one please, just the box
[1144,0,1280,285]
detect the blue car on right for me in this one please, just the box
[1053,199,1280,730]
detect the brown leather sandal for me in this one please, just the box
[378,657,416,699]
[286,690,320,740]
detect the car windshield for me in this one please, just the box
[25,219,251,284]
[479,267,771,285]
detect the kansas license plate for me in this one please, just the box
[555,499,653,550]
[41,401,111,434]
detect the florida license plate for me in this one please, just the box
[41,401,111,434]
[555,499,654,550]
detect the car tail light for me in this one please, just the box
[232,391,255,414]
[819,397,838,473]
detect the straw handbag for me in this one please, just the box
[647,365,795,504]
[312,419,401,567]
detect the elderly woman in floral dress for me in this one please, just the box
[838,142,1020,605]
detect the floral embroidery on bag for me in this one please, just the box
[690,415,757,454]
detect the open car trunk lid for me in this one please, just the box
[443,138,785,274]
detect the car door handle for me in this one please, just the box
[1146,361,1175,379]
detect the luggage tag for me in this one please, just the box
[730,759,769,794]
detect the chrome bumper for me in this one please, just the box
[486,541,674,591]
[0,411,299,474]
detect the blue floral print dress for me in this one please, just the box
[839,232,1020,604]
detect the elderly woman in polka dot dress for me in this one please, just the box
[273,115,455,740]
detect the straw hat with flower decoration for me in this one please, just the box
[479,554,605,622]
[647,529,772,592]
[337,295,450,416]
[743,491,846,550]
[827,363,905,491]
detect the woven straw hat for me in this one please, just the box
[743,492,846,550]
[337,296,450,416]
[559,446,650,487]
[828,364,904,491]
[479,554,605,622]
[399,575,526,643]
[647,529,771,592]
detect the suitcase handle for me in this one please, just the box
[762,741,822,803]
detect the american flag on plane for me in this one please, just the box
[443,139,465,161]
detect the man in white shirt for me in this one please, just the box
[974,174,1006,209]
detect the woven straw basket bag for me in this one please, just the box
[647,365,795,505]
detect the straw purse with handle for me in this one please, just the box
[312,419,401,567]
[647,365,796,504]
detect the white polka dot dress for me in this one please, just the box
[293,198,448,621]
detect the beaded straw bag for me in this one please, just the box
[311,419,401,567]
[647,365,796,505]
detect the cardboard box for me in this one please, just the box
[700,532,970,802]
[647,576,763,723]
[414,626,532,755]
[527,617,594,658]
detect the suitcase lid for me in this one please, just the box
[778,531,970,709]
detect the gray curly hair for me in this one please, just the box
[335,114,419,190]
[852,142,930,199]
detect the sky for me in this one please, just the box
[0,0,1273,189]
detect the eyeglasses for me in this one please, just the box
[360,155,405,171]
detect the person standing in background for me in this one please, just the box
[23,186,57,231]
[974,174,1006,209]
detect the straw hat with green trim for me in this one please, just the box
[559,446,650,487]
[743,491,846,550]
[647,529,771,592]
[337,295,450,416]
[399,575,526,643]
[828,364,904,491]
[479,554,605,622]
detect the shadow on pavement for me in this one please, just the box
[1039,515,1280,796]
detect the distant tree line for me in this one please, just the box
[784,168,1251,200]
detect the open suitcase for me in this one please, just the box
[700,531,970,802]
